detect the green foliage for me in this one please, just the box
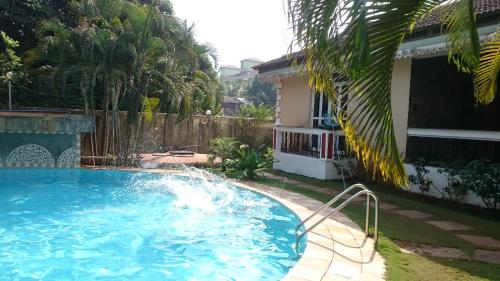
[441,0,481,73]
[238,104,274,122]
[0,31,23,84]
[16,0,223,159]
[226,145,274,180]
[0,0,75,52]
[142,97,160,123]
[222,80,244,97]
[208,137,273,179]
[409,158,500,208]
[208,137,240,171]
[332,158,357,178]
[5,0,222,118]
[474,30,500,104]
[459,159,500,209]
[245,76,277,106]
[437,161,468,203]
[408,158,433,194]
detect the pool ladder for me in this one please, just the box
[294,183,379,253]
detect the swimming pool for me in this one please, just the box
[0,169,304,280]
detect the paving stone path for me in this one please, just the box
[427,220,474,231]
[262,172,500,265]
[396,241,470,260]
[456,235,500,249]
[395,209,433,219]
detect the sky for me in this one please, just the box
[170,0,294,68]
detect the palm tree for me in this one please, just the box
[287,0,499,186]
[27,0,223,162]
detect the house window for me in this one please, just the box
[311,82,348,128]
[409,56,500,131]
[312,92,331,128]
[406,137,500,163]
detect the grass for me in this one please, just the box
[254,176,500,281]
[378,237,500,281]
[269,170,500,241]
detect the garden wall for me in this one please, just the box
[0,112,94,168]
[80,111,273,159]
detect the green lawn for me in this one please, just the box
[269,170,500,241]
[255,175,500,281]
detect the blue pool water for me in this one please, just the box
[0,169,304,281]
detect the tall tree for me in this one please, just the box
[246,76,277,107]
[25,0,222,158]
[0,0,75,52]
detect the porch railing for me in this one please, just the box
[273,126,345,160]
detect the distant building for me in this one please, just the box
[220,58,262,115]
[219,65,241,78]
[222,96,252,116]
[220,58,262,82]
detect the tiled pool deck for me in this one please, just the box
[239,181,385,281]
[91,168,386,281]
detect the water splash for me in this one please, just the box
[0,168,302,280]
[127,167,265,213]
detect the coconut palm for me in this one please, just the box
[287,0,498,186]
[27,0,222,160]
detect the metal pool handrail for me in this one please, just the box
[295,183,379,253]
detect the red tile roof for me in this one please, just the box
[414,0,500,31]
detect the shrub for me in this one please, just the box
[437,161,468,203]
[332,158,357,177]
[208,138,239,171]
[459,159,500,209]
[408,158,433,194]
[226,145,274,180]
[0,32,24,85]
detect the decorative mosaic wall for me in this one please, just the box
[0,133,81,168]
[0,113,93,168]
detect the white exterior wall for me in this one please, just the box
[273,153,345,180]
[273,127,351,180]
[405,164,489,208]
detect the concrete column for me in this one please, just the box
[391,58,412,158]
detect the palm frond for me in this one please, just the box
[474,31,500,104]
[288,0,471,186]
[441,0,480,72]
[142,97,160,122]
